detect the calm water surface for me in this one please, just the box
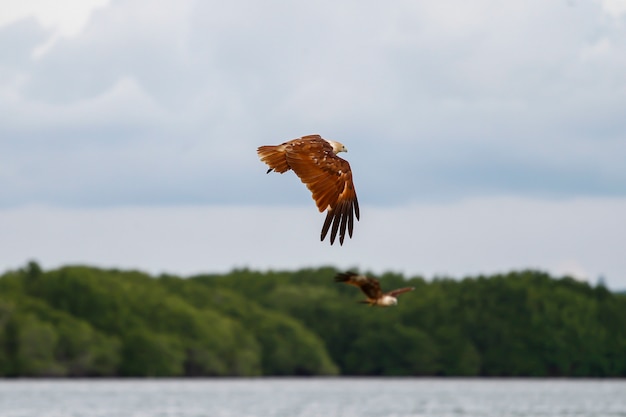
[0,378,624,417]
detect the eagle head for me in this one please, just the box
[327,140,347,154]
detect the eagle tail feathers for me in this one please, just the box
[257,145,290,174]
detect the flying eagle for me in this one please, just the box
[334,271,414,307]
[257,134,359,245]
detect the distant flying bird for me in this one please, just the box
[257,134,359,245]
[334,271,414,307]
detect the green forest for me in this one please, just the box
[1,262,625,378]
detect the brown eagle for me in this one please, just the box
[257,134,359,245]
[335,271,414,307]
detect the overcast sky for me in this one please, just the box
[1,0,626,289]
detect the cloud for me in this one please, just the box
[2,1,625,294]
[0,0,110,57]
[601,0,626,17]
[0,0,110,37]
[0,0,625,208]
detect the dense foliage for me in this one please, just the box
[1,262,624,377]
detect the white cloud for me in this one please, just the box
[0,0,110,57]
[601,0,626,17]
[0,0,110,37]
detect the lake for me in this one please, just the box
[0,378,624,417]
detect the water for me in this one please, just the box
[0,378,624,417]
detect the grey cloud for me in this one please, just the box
[1,0,626,208]
[0,18,51,69]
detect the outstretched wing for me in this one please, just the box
[334,272,383,300]
[284,135,360,245]
[386,287,415,298]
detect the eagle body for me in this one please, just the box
[257,134,360,245]
[334,271,414,307]
[376,295,400,307]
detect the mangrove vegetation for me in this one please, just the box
[0,262,624,377]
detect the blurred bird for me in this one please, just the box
[334,271,414,306]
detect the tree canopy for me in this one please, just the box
[1,262,624,377]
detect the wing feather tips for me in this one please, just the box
[338,203,348,245]
[320,203,347,245]
[333,273,348,283]
[321,210,334,243]
[387,287,415,297]
[334,271,359,283]
[347,211,354,240]
[330,207,342,245]
[320,198,359,245]
[346,197,358,239]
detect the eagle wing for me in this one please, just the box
[284,135,360,245]
[386,287,415,298]
[335,272,383,300]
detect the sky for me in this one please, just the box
[1,0,626,289]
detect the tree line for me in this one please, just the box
[0,261,624,377]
